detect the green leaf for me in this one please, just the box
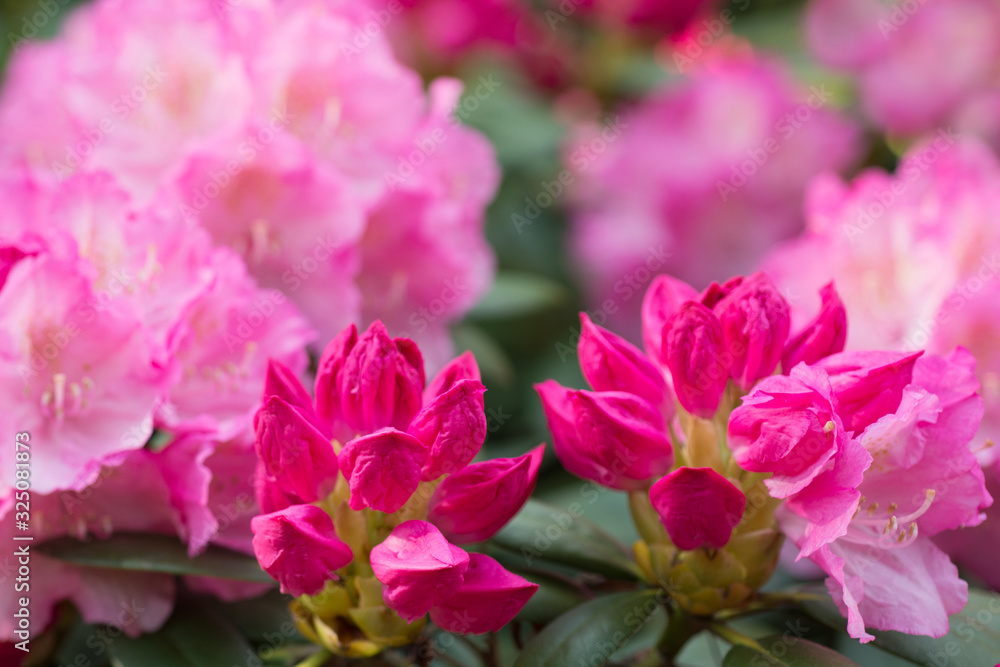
[468,272,569,321]
[723,636,863,666]
[801,586,1000,667]
[512,590,661,667]
[37,533,274,584]
[490,500,642,581]
[110,606,253,667]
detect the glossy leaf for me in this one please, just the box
[723,636,863,666]
[109,606,253,667]
[37,533,274,584]
[512,590,661,667]
[490,500,642,581]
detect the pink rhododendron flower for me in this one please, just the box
[566,53,860,337]
[249,321,539,644]
[542,271,988,642]
[0,252,166,495]
[805,0,1000,144]
[762,139,1000,589]
[731,349,991,642]
[0,0,498,367]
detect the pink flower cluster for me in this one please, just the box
[0,169,305,638]
[566,53,860,337]
[0,0,498,643]
[806,0,1000,146]
[762,137,1000,591]
[251,321,540,635]
[0,0,497,364]
[538,270,991,642]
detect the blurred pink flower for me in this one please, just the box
[806,0,1000,143]
[567,54,860,339]
[0,0,498,367]
[763,138,1000,454]
[763,137,1000,594]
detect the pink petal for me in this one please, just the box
[370,520,470,622]
[429,444,545,543]
[649,467,745,550]
[250,504,353,597]
[408,379,486,481]
[429,553,538,634]
[338,428,427,513]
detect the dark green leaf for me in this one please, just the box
[38,533,274,584]
[490,500,642,580]
[512,590,661,667]
[723,636,863,666]
[110,606,253,667]
[801,587,1000,667]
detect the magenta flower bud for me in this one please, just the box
[251,504,354,596]
[649,467,746,551]
[816,350,922,434]
[318,321,426,435]
[713,272,791,390]
[408,379,487,481]
[424,351,481,403]
[699,275,745,309]
[578,313,667,410]
[338,428,427,513]
[264,359,314,418]
[370,520,470,622]
[662,302,729,418]
[641,274,698,362]
[314,323,358,431]
[254,396,339,504]
[428,444,545,544]
[782,282,848,371]
[536,380,673,490]
[429,553,538,634]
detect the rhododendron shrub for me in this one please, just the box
[250,321,540,655]
[537,272,990,642]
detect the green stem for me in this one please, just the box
[657,604,702,663]
[293,648,333,667]
[708,623,766,652]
